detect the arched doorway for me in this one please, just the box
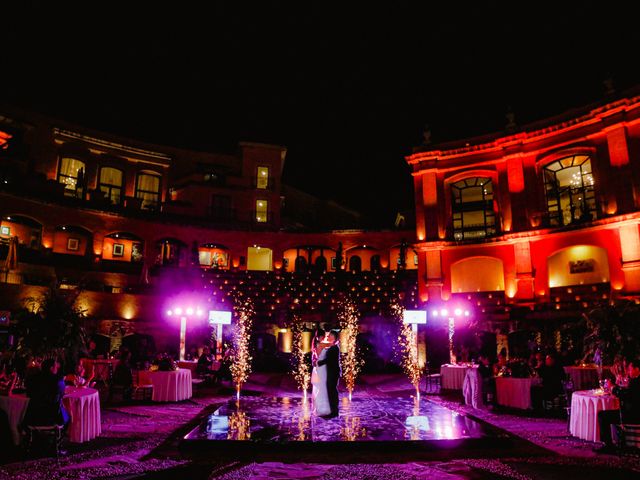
[103,232,144,263]
[314,255,328,273]
[370,255,381,271]
[155,238,187,266]
[1,215,42,249]
[451,256,505,293]
[198,243,230,269]
[247,246,273,271]
[547,245,609,288]
[52,225,92,258]
[295,256,308,273]
[349,255,362,272]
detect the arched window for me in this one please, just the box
[99,167,124,205]
[451,177,496,240]
[543,155,596,226]
[136,171,161,210]
[58,157,86,198]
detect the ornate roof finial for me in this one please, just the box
[422,124,432,145]
[505,106,516,131]
[603,75,615,95]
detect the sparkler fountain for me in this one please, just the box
[337,297,362,401]
[392,301,423,400]
[230,296,254,401]
[291,319,311,402]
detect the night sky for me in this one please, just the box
[2,1,639,227]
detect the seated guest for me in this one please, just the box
[596,357,640,453]
[478,354,496,404]
[65,362,94,388]
[529,351,544,370]
[185,346,199,361]
[537,353,565,400]
[197,347,214,375]
[23,358,70,427]
[0,364,17,396]
[86,340,100,359]
[111,351,133,400]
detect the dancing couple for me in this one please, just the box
[311,329,341,419]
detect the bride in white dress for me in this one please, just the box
[311,341,331,416]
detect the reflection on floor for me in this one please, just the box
[184,394,508,443]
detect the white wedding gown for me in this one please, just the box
[311,348,331,416]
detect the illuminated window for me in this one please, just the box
[58,157,86,198]
[136,171,161,210]
[257,166,270,189]
[543,155,596,226]
[256,199,268,223]
[99,167,123,204]
[451,177,496,240]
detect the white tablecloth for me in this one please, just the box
[63,387,102,443]
[0,387,101,445]
[462,366,482,409]
[149,368,192,402]
[564,366,599,391]
[570,390,620,442]
[495,377,540,409]
[0,394,30,445]
[441,364,469,390]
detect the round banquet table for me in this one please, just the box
[0,387,101,445]
[495,377,541,410]
[149,368,192,402]
[569,390,620,442]
[63,386,102,443]
[0,394,30,445]
[177,360,198,373]
[564,366,600,391]
[440,364,469,390]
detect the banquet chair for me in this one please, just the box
[132,370,153,401]
[614,424,640,454]
[561,378,575,429]
[424,362,441,394]
[24,424,64,457]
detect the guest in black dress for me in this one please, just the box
[23,358,70,427]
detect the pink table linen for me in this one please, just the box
[440,364,469,390]
[177,361,198,373]
[495,377,540,409]
[63,386,102,443]
[569,390,620,442]
[149,368,192,402]
[0,394,30,445]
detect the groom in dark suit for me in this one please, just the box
[317,329,341,418]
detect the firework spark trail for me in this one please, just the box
[338,297,363,401]
[230,296,254,400]
[392,301,422,398]
[291,319,311,401]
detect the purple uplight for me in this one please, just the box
[175,307,183,315]
[186,307,194,315]
[196,309,204,317]
[167,310,173,316]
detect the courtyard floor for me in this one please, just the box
[1,374,639,480]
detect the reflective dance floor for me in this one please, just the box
[182,395,546,461]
